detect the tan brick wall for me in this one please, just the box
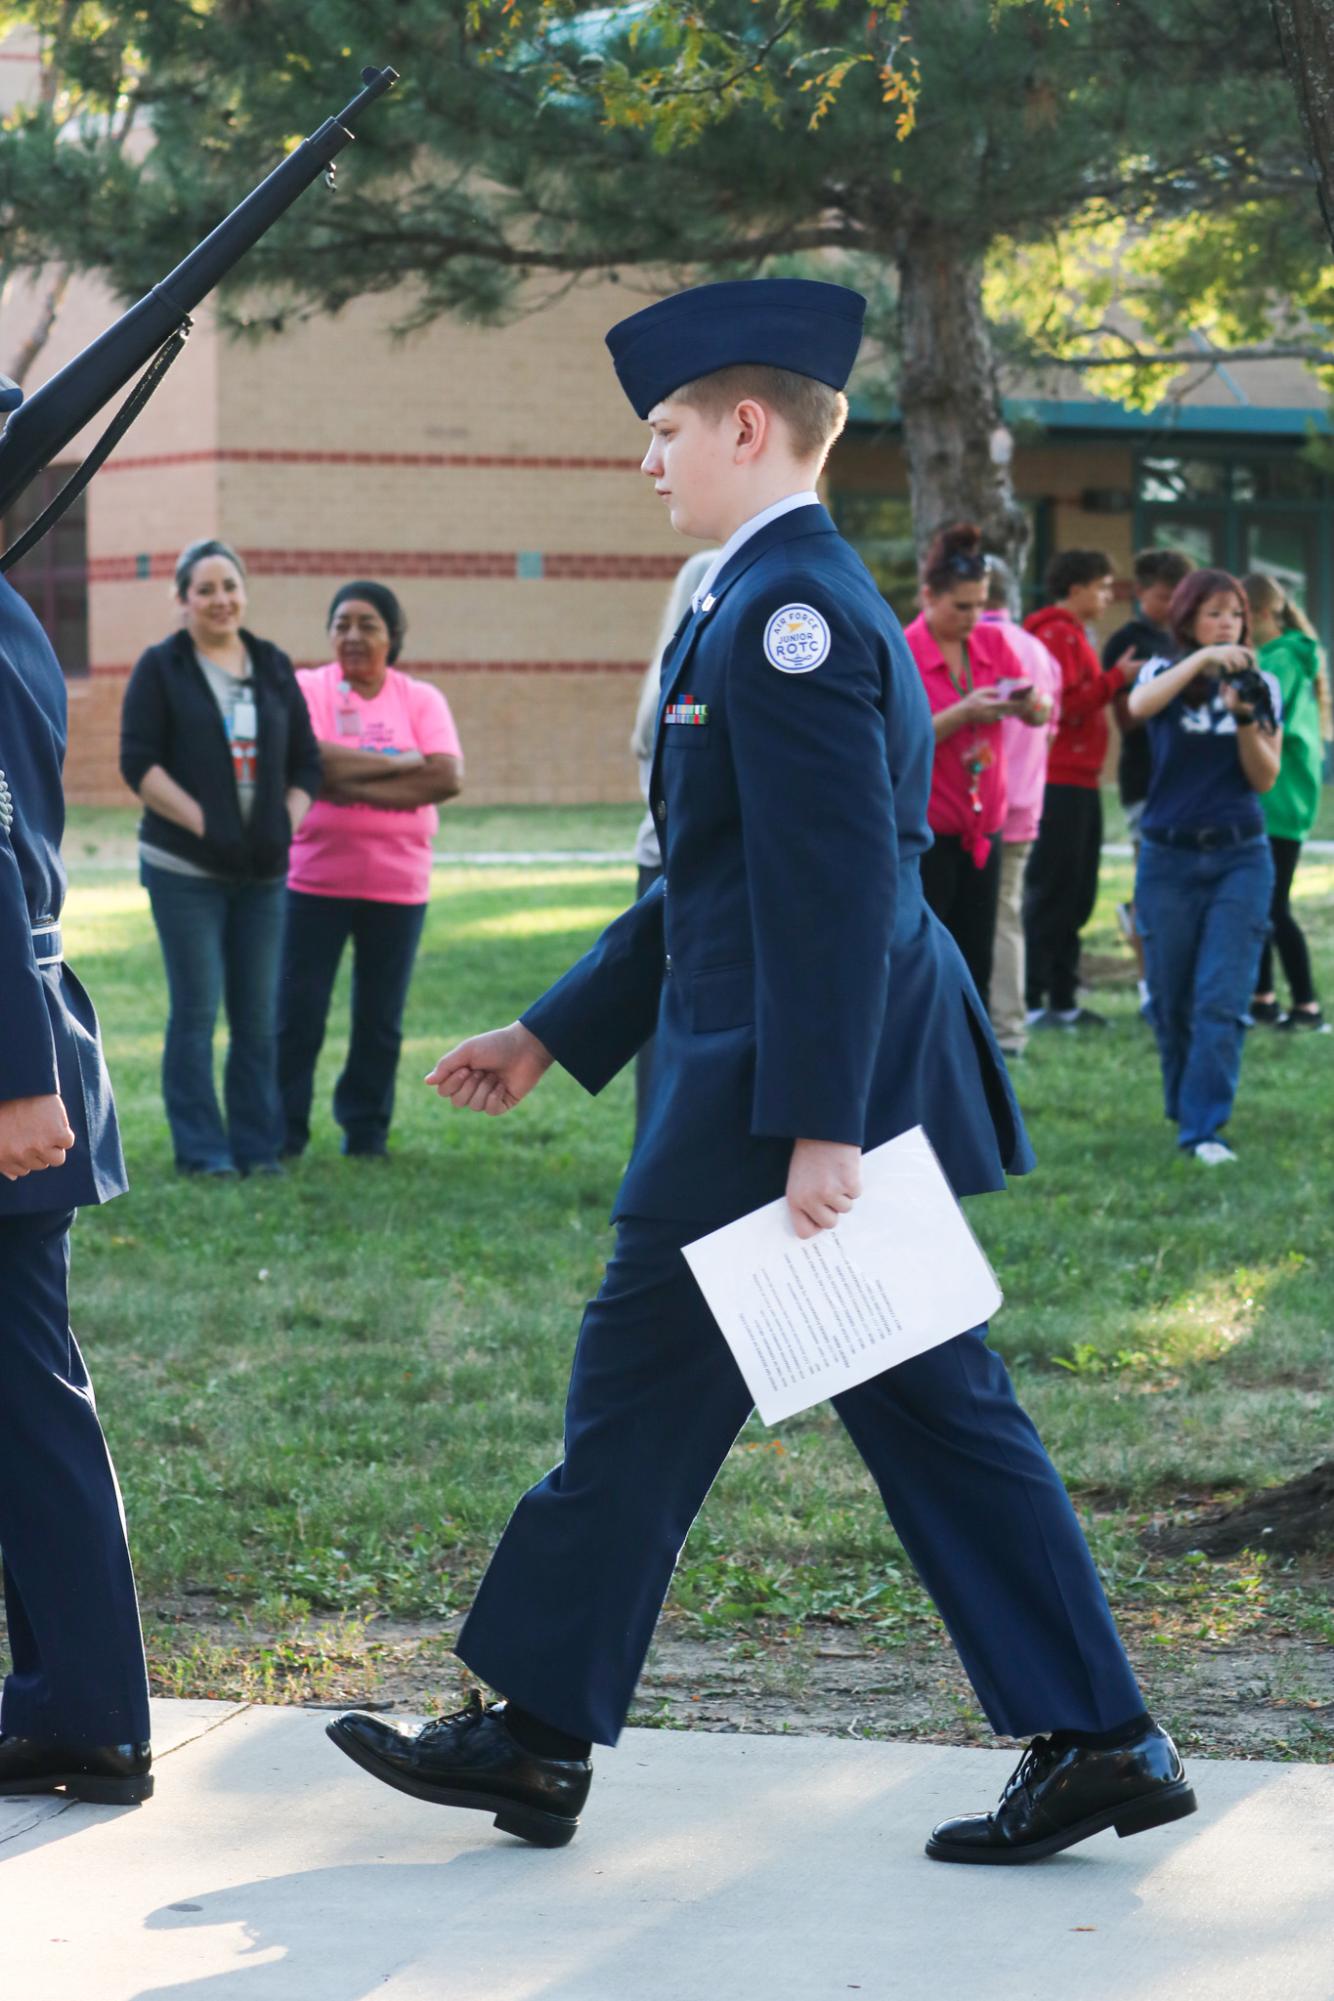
[63,676,128,807]
[69,664,645,810]
[15,263,1146,809]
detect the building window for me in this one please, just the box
[829,493,919,619]
[1,464,89,676]
[1133,444,1333,656]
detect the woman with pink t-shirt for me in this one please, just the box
[277,581,464,1159]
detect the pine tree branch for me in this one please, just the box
[1040,342,1334,369]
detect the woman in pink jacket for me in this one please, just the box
[903,524,1044,1009]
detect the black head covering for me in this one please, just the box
[328,579,406,664]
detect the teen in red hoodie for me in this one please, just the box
[1021,550,1140,1026]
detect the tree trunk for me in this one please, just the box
[1149,1461,1334,1559]
[895,235,1030,570]
[6,266,72,389]
[1271,0,1334,257]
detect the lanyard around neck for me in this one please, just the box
[943,637,974,701]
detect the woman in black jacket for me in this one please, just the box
[119,539,321,1177]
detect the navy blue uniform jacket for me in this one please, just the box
[0,578,126,1216]
[523,504,1034,1224]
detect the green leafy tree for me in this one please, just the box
[0,0,1328,561]
[0,1,147,384]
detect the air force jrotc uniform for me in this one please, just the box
[0,531,151,1751]
[454,281,1145,1749]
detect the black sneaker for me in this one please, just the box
[1056,1006,1109,1030]
[1276,1008,1331,1034]
[1249,998,1282,1026]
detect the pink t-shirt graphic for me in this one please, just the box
[289,661,462,904]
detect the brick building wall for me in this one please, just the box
[37,279,691,807]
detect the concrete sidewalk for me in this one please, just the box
[3,1701,1331,2001]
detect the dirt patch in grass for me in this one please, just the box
[146,1588,1334,1764]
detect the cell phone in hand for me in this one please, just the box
[994,679,1034,700]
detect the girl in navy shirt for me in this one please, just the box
[1128,569,1282,1164]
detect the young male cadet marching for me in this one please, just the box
[328,280,1196,1864]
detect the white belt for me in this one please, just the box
[32,921,62,968]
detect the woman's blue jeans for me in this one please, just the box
[1135,834,1274,1149]
[141,862,286,1172]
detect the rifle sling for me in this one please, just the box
[0,322,191,576]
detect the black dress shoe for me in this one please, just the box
[326,1692,591,1847]
[926,1723,1196,1864]
[0,1735,153,1805]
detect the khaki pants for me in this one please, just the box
[991,838,1032,1051]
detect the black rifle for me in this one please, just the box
[0,63,398,570]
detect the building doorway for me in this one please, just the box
[0,463,89,675]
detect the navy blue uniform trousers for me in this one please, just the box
[456,1216,1144,1747]
[0,1210,150,1743]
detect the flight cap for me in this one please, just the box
[606,278,866,419]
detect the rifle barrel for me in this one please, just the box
[0,64,398,519]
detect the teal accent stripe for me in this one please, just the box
[1007,399,1331,438]
[847,397,1331,439]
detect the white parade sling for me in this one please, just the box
[682,1126,1002,1425]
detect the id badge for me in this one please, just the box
[232,696,258,741]
[335,707,361,739]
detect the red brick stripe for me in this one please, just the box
[88,549,680,582]
[99,447,641,474]
[88,658,647,678]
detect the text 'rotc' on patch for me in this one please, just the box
[763,604,831,673]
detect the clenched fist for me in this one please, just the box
[0,1094,75,1180]
[786,1137,862,1240]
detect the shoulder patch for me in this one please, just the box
[763,603,831,674]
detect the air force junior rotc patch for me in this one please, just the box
[763,603,831,673]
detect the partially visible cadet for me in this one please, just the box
[329,282,1195,1866]
[627,548,715,1135]
[0,371,153,1803]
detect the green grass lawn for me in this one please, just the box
[36,803,1334,1747]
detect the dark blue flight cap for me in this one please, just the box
[606,278,866,419]
[0,375,23,414]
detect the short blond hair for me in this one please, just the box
[669,365,849,464]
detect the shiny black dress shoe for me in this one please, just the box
[926,1723,1196,1864]
[327,1692,591,1848]
[0,1735,153,1805]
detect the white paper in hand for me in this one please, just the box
[682,1126,1001,1425]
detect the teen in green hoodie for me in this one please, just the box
[1243,573,1331,1031]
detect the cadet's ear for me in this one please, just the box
[732,397,770,463]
